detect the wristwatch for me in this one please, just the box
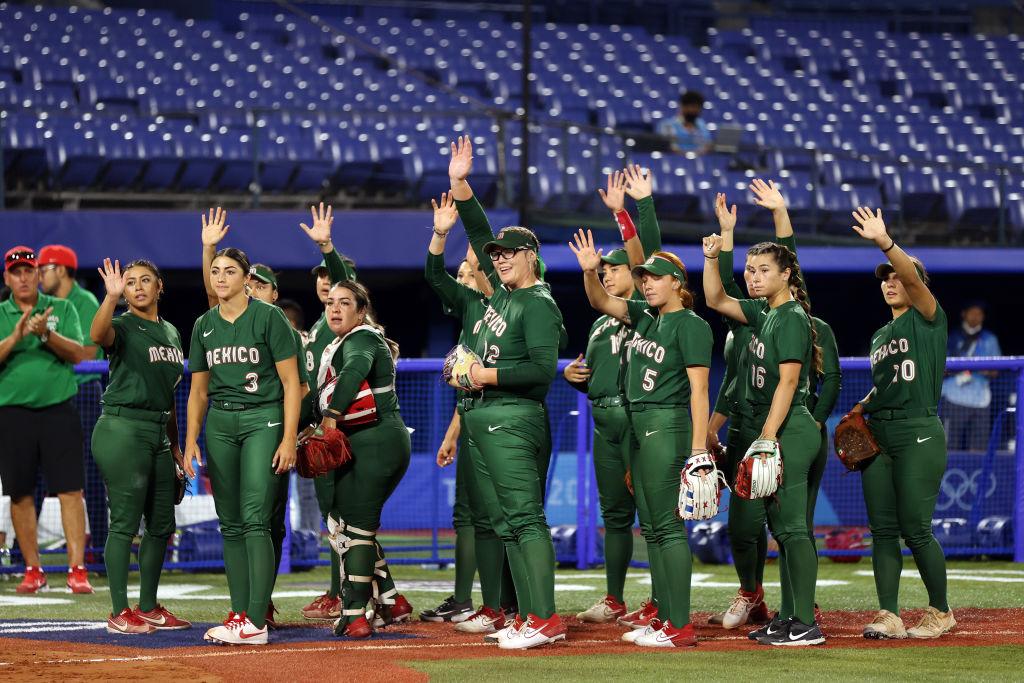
[39,330,49,344]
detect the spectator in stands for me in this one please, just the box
[38,244,109,555]
[0,245,93,594]
[941,302,1001,451]
[658,90,712,155]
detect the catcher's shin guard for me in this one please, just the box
[327,515,379,625]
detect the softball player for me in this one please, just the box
[183,246,301,646]
[422,193,491,627]
[708,182,840,630]
[703,235,825,646]
[316,280,411,638]
[449,136,567,650]
[571,229,712,648]
[90,258,190,635]
[849,207,954,640]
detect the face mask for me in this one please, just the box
[683,113,699,124]
[962,322,982,335]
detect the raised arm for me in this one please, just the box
[448,136,497,282]
[201,207,229,310]
[299,202,354,281]
[91,258,125,348]
[623,164,662,257]
[714,193,744,300]
[701,234,747,323]
[598,171,644,267]
[852,207,938,320]
[750,179,793,240]
[425,192,471,312]
[569,229,630,323]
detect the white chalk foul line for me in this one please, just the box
[1,629,1020,668]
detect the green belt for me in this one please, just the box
[459,395,539,413]
[871,407,938,421]
[212,401,270,412]
[102,405,170,424]
[591,395,625,409]
[626,401,685,413]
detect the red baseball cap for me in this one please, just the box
[4,246,37,271]
[38,244,78,270]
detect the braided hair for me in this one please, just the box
[747,242,823,376]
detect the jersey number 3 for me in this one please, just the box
[244,372,259,393]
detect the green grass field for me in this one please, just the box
[3,558,1022,681]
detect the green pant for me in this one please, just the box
[270,474,290,592]
[591,404,636,603]
[628,406,693,627]
[331,413,411,622]
[205,405,285,629]
[725,412,768,593]
[92,413,176,615]
[313,467,343,598]
[463,400,555,619]
[863,416,949,613]
[451,424,478,603]
[755,406,822,625]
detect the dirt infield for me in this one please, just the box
[2,608,1021,682]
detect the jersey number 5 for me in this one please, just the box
[642,368,658,391]
[244,372,259,393]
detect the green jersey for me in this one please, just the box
[188,299,297,405]
[101,312,183,412]
[806,316,842,423]
[583,314,631,400]
[424,252,488,350]
[739,298,813,413]
[0,293,82,408]
[321,325,399,417]
[292,326,310,387]
[864,305,947,414]
[304,249,355,398]
[66,282,104,384]
[456,196,566,403]
[623,298,712,405]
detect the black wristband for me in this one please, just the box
[433,228,448,238]
[704,255,718,260]
[882,239,896,253]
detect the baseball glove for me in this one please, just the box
[441,344,483,391]
[297,426,353,479]
[734,439,783,500]
[834,411,880,471]
[173,462,189,505]
[678,451,728,521]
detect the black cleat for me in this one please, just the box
[761,618,826,647]
[419,595,474,623]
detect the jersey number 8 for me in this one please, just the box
[244,372,259,393]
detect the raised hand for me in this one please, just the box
[448,135,473,182]
[26,306,53,337]
[568,228,604,271]
[431,192,458,235]
[623,163,653,200]
[201,207,229,247]
[563,354,592,384]
[750,178,786,211]
[714,193,737,233]
[597,171,626,212]
[702,234,723,259]
[851,206,889,245]
[299,202,334,244]
[97,258,126,299]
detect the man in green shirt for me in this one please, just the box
[0,245,92,594]
[38,244,109,556]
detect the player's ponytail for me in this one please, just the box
[747,242,823,376]
[332,281,400,361]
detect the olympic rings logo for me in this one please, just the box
[935,468,998,511]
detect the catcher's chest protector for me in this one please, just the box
[317,325,382,426]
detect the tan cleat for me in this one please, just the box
[576,595,627,624]
[863,609,907,639]
[907,606,956,639]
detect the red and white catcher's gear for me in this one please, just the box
[735,439,783,500]
[678,451,728,521]
[317,325,394,426]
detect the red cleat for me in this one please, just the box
[134,604,192,630]
[265,600,280,630]
[618,599,658,628]
[301,593,342,620]
[66,565,94,594]
[388,594,413,623]
[107,607,156,635]
[16,566,47,594]
[337,615,373,638]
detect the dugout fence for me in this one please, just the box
[1,356,1021,577]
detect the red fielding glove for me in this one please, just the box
[613,209,637,241]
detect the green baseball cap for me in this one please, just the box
[600,249,630,266]
[311,259,328,276]
[875,256,929,285]
[249,265,278,289]
[631,254,687,284]
[483,227,540,254]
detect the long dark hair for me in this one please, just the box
[214,247,251,274]
[747,241,823,375]
[331,280,400,360]
[123,258,161,280]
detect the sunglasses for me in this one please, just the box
[489,247,530,262]
[5,251,36,264]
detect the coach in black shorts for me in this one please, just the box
[0,245,93,594]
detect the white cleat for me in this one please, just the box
[206,614,268,646]
[863,609,908,639]
[622,619,662,643]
